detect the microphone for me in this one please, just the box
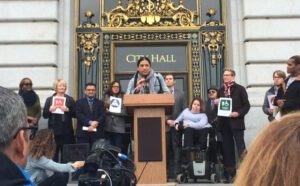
[118,153,128,161]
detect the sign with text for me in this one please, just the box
[114,44,188,73]
[217,97,232,117]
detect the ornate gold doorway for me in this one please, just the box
[75,0,226,101]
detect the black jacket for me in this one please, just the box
[275,78,300,115]
[43,94,76,135]
[218,83,250,130]
[76,97,106,138]
[0,152,32,186]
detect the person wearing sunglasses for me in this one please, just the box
[18,77,41,127]
[205,86,219,127]
[0,86,34,186]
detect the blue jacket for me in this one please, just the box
[25,155,75,185]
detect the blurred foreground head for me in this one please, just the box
[234,112,300,186]
[0,86,29,167]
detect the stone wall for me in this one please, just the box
[227,0,300,146]
[0,0,73,127]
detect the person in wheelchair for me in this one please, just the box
[168,97,212,149]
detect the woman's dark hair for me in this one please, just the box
[29,129,56,160]
[137,56,151,67]
[105,80,124,96]
[19,77,32,92]
[189,97,205,113]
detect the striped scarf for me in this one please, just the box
[224,81,235,97]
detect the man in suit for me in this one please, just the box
[218,68,250,183]
[76,83,106,148]
[0,86,34,186]
[165,73,186,179]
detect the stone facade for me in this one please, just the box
[227,0,300,145]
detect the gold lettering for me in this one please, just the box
[170,55,176,62]
[126,54,177,63]
[126,54,136,63]
[151,54,159,63]
[159,55,166,62]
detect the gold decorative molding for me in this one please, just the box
[102,0,198,27]
[102,32,201,98]
[201,8,225,66]
[77,11,101,73]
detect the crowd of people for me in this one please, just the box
[0,55,299,185]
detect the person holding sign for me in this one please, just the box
[103,80,127,153]
[43,79,76,162]
[217,68,250,183]
[262,70,286,121]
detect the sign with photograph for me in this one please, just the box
[52,96,66,114]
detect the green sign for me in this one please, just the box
[220,99,231,111]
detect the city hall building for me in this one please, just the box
[0,0,299,146]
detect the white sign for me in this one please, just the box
[109,96,122,113]
[82,126,97,132]
[217,97,232,117]
[51,96,66,114]
[267,94,276,109]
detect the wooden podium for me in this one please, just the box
[124,94,174,185]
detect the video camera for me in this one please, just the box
[78,139,136,186]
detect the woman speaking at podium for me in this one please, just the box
[126,56,169,94]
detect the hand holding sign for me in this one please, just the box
[51,96,66,114]
[109,96,122,113]
[217,97,232,117]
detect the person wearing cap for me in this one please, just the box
[126,56,169,94]
[205,86,219,126]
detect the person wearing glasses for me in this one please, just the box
[43,79,76,162]
[217,68,250,183]
[205,86,223,167]
[205,86,219,127]
[18,77,41,127]
[262,70,286,121]
[0,86,35,186]
[76,82,106,148]
[103,80,128,153]
[25,129,84,186]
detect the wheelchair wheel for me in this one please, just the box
[176,174,188,183]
